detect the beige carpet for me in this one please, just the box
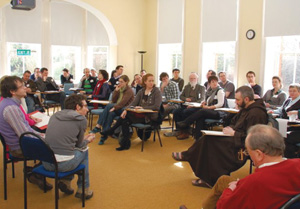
[0,120,251,209]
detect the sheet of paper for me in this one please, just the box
[90,100,110,104]
[276,118,288,138]
[215,108,239,113]
[29,111,50,130]
[201,130,231,136]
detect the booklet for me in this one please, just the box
[201,130,232,136]
[28,111,50,130]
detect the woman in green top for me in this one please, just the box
[80,68,97,94]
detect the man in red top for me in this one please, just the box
[200,124,300,209]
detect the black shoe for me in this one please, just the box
[100,129,114,136]
[116,140,131,151]
[177,121,189,129]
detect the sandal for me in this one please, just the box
[191,179,212,188]
[172,152,186,161]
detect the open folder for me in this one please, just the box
[28,111,50,130]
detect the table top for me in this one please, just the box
[89,100,110,105]
[126,108,157,113]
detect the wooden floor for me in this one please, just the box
[0,119,251,209]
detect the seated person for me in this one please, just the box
[200,125,300,209]
[176,75,227,140]
[30,67,40,81]
[172,86,268,188]
[90,75,134,145]
[218,71,235,99]
[88,69,111,109]
[43,94,95,199]
[35,67,66,109]
[102,73,162,151]
[262,76,287,109]
[246,71,262,98]
[0,76,52,191]
[108,65,124,91]
[60,68,73,86]
[171,68,184,92]
[204,69,216,90]
[164,72,205,138]
[79,68,97,94]
[140,69,147,77]
[269,83,300,158]
[91,68,97,77]
[131,74,143,95]
[22,70,42,113]
[160,72,180,118]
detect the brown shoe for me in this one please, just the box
[28,174,53,191]
[58,179,74,195]
[177,132,190,140]
[75,188,93,200]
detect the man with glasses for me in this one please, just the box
[198,125,300,209]
[0,76,53,191]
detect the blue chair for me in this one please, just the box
[89,108,104,130]
[19,132,85,209]
[0,133,24,200]
[280,193,300,209]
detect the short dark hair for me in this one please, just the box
[246,71,256,77]
[208,75,218,83]
[208,70,216,76]
[24,70,31,75]
[0,76,23,98]
[62,68,69,73]
[159,72,169,81]
[115,65,123,70]
[99,69,109,80]
[65,94,86,110]
[236,86,254,101]
[119,75,130,83]
[111,70,117,78]
[140,69,146,73]
[172,68,180,73]
[218,71,226,76]
[40,67,48,73]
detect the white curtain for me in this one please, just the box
[158,0,184,44]
[264,0,300,37]
[202,0,238,42]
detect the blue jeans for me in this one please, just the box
[43,150,90,189]
[97,103,123,132]
[25,96,35,113]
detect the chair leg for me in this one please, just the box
[156,129,163,147]
[3,159,7,200]
[249,159,253,174]
[12,161,15,178]
[172,117,175,132]
[82,169,85,207]
[141,129,146,152]
[23,161,28,209]
[153,129,156,142]
[43,177,47,193]
[55,178,59,209]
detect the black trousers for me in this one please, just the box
[183,109,221,139]
[284,130,300,158]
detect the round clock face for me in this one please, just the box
[246,29,255,40]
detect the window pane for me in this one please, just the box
[52,45,81,84]
[7,42,41,77]
[87,46,108,74]
[202,42,236,84]
[158,43,182,84]
[264,36,300,93]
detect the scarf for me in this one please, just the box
[93,79,107,109]
[116,87,125,104]
[206,86,221,106]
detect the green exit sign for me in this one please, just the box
[17,49,31,56]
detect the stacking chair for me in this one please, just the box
[131,104,164,152]
[0,133,23,200]
[41,93,61,116]
[19,132,86,209]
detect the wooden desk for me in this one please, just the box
[183,102,202,108]
[168,99,184,104]
[126,108,157,113]
[89,100,110,105]
[215,108,239,114]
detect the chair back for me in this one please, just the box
[280,193,300,209]
[19,132,57,165]
[63,83,75,96]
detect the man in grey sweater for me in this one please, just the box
[43,94,95,200]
